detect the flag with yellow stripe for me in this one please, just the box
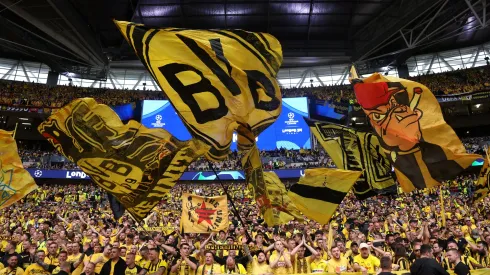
[351,69,480,192]
[288,168,361,225]
[0,130,37,209]
[38,98,206,221]
[115,21,283,161]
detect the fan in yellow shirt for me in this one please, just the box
[85,244,111,274]
[0,254,23,275]
[353,243,380,273]
[196,252,220,275]
[326,246,352,273]
[220,257,247,274]
[269,241,292,275]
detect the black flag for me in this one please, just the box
[107,193,125,220]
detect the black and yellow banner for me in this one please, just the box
[0,130,37,209]
[242,144,302,225]
[307,119,394,199]
[289,168,361,225]
[181,193,228,233]
[38,98,206,221]
[474,147,490,202]
[351,71,481,192]
[115,21,283,161]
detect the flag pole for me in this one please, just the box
[13,122,18,139]
[207,160,253,242]
[439,187,446,227]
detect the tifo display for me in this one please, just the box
[0,17,489,275]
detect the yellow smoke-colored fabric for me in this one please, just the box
[351,72,480,192]
[114,21,283,161]
[307,119,394,199]
[181,193,228,233]
[0,130,37,209]
[242,144,302,225]
[288,168,361,225]
[38,98,206,221]
[474,148,490,202]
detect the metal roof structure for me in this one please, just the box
[0,0,488,80]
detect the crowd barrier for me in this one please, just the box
[280,270,489,275]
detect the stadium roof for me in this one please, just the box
[0,0,488,79]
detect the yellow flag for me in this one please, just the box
[115,21,283,161]
[288,168,361,225]
[38,98,206,221]
[474,148,490,202]
[0,130,37,209]
[307,119,394,199]
[242,144,302,225]
[181,193,228,233]
[351,73,480,192]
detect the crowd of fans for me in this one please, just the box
[1,66,490,110]
[0,174,487,275]
[18,136,489,172]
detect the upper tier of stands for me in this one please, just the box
[0,66,489,108]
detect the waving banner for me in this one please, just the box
[289,168,361,225]
[351,71,480,192]
[0,130,37,209]
[115,21,283,161]
[242,144,302,225]
[181,193,228,233]
[38,98,206,221]
[474,148,490,202]
[307,119,395,199]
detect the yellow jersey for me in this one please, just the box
[353,254,380,273]
[326,257,350,273]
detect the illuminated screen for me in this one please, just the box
[141,98,311,150]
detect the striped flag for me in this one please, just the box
[288,168,361,225]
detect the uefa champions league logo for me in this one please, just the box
[285,112,298,126]
[34,170,43,178]
[151,114,165,127]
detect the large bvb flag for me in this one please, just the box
[115,21,283,161]
[289,168,361,225]
[0,130,37,209]
[38,98,206,221]
[181,193,228,233]
[351,71,480,192]
[306,119,395,199]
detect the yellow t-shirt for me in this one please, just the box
[220,263,247,274]
[269,253,291,275]
[326,257,350,273]
[124,265,142,275]
[353,254,380,273]
[88,253,110,274]
[24,263,50,275]
[251,259,272,275]
[110,260,116,275]
[143,260,167,274]
[196,264,221,275]
[0,266,24,275]
[310,259,328,273]
[44,255,59,266]
[67,253,84,275]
